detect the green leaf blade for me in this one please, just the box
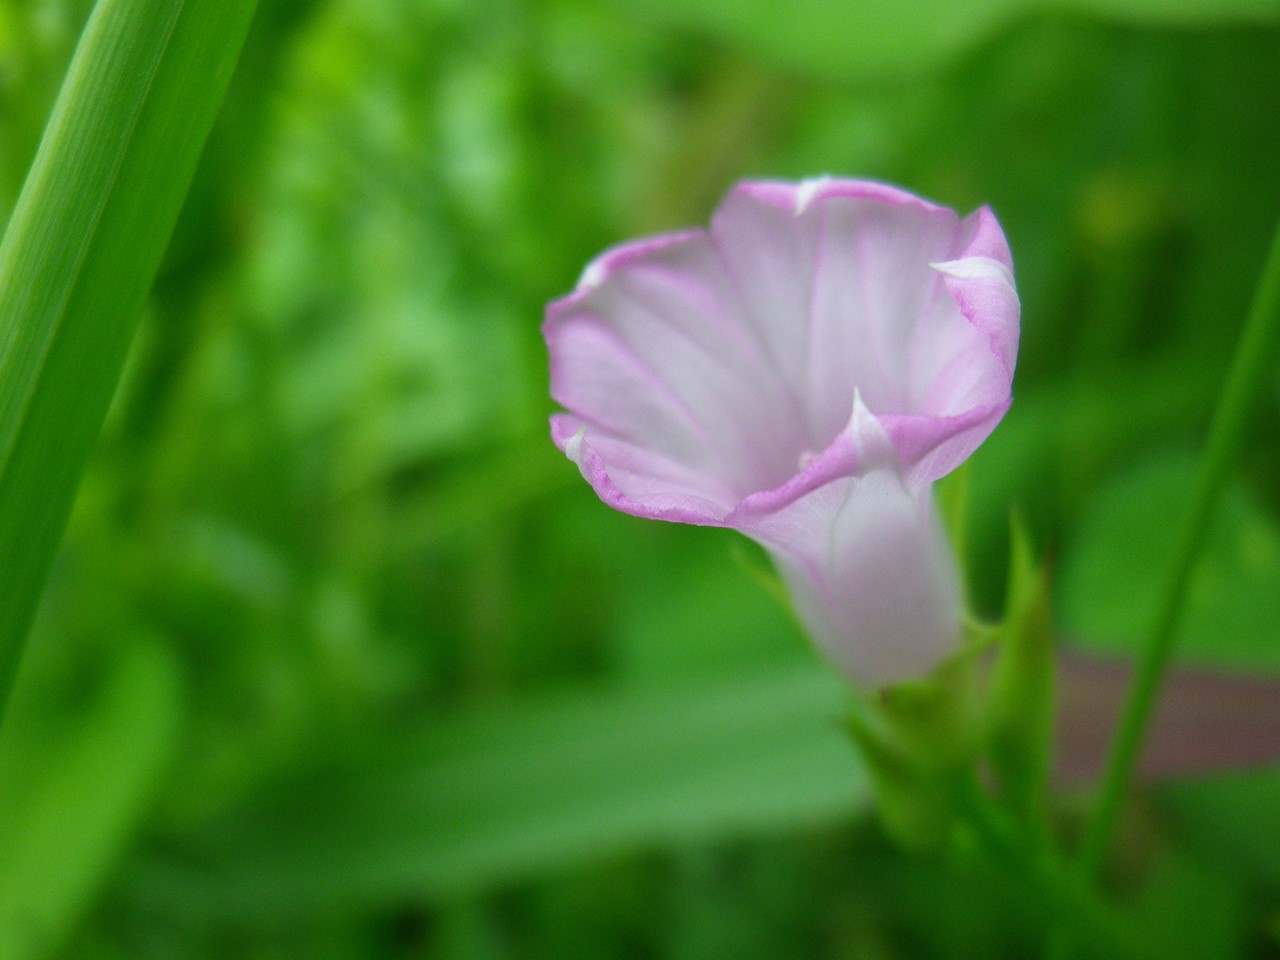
[126,666,867,919]
[0,0,258,717]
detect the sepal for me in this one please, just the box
[847,634,990,851]
[986,512,1055,826]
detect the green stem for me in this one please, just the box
[1076,213,1280,878]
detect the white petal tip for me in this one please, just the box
[929,256,1015,289]
[795,177,832,215]
[578,259,608,290]
[563,427,586,463]
[848,388,877,430]
[846,389,897,469]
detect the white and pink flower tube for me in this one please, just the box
[545,178,1019,687]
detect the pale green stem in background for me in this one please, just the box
[1077,213,1280,879]
[0,0,258,729]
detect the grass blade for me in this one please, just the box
[0,0,258,721]
[126,665,867,918]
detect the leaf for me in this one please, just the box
[0,0,259,715]
[1058,451,1280,672]
[125,665,866,919]
[0,640,181,960]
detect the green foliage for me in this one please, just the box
[0,638,180,960]
[0,0,1278,956]
[0,0,258,715]
[987,515,1055,826]
[621,0,1280,83]
[847,653,986,853]
[1059,452,1280,919]
[128,665,862,919]
[1060,453,1280,671]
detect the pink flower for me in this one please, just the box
[545,178,1019,686]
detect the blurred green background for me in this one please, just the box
[1,0,1279,956]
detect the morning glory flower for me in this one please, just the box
[545,178,1019,687]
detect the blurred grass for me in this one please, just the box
[1,0,1279,957]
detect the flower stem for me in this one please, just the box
[1076,213,1280,879]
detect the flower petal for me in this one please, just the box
[546,229,810,514]
[879,400,1010,488]
[736,396,963,686]
[709,180,1017,482]
[553,419,733,524]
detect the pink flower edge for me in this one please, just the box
[545,177,1018,524]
